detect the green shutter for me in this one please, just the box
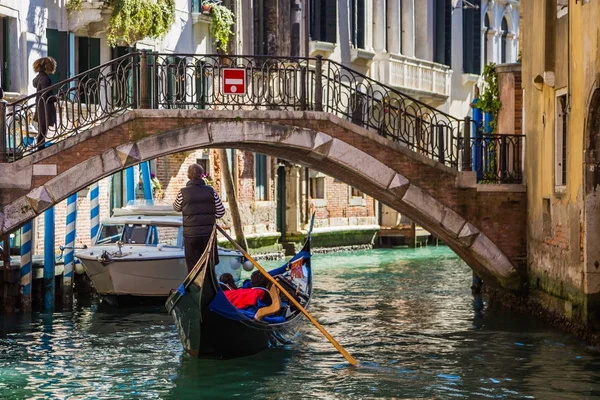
[47,29,69,84]
[255,153,267,201]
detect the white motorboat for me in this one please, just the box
[75,204,251,301]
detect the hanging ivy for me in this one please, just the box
[66,0,82,13]
[474,63,502,134]
[105,0,176,47]
[205,2,235,53]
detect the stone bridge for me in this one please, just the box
[0,109,526,291]
[0,52,526,291]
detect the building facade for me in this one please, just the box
[522,0,600,327]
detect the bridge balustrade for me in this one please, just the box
[0,51,524,184]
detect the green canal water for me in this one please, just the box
[2,246,600,399]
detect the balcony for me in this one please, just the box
[67,0,111,34]
[373,53,451,103]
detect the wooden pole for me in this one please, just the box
[216,225,359,366]
[218,149,248,251]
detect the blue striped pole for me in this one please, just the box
[20,221,33,312]
[126,167,135,204]
[44,207,55,311]
[63,194,77,307]
[141,162,153,201]
[90,183,100,241]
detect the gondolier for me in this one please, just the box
[173,163,225,272]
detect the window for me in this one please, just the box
[483,13,490,66]
[349,186,366,206]
[310,0,337,43]
[350,0,365,49]
[310,176,325,200]
[0,17,11,91]
[555,91,568,189]
[255,153,268,201]
[462,0,482,74]
[433,0,452,66]
[77,36,101,104]
[501,17,508,64]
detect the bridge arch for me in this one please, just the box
[0,109,525,291]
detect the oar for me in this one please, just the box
[216,224,359,367]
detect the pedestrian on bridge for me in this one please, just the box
[173,163,225,272]
[32,56,57,150]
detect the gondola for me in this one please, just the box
[165,218,313,359]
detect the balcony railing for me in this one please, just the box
[470,134,524,184]
[375,54,451,99]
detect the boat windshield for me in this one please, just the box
[96,223,182,247]
[96,224,125,244]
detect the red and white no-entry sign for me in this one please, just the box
[222,68,246,95]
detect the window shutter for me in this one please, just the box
[325,0,337,43]
[462,0,481,74]
[433,0,452,66]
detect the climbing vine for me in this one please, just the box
[474,63,502,134]
[204,1,235,53]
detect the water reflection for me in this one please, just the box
[1,247,600,399]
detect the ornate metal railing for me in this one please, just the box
[471,134,524,184]
[0,53,138,161]
[0,51,524,184]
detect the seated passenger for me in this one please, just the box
[219,273,238,291]
[250,270,270,289]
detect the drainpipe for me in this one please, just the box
[44,207,55,311]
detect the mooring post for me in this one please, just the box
[462,116,472,171]
[314,55,323,112]
[44,207,55,311]
[90,183,100,241]
[126,167,136,204]
[141,161,153,201]
[62,194,77,308]
[20,222,33,312]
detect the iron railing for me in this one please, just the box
[470,133,524,184]
[1,53,138,161]
[0,51,524,184]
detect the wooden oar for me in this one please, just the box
[216,225,359,367]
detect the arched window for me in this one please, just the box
[483,13,490,66]
[501,16,508,64]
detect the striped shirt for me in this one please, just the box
[173,189,225,218]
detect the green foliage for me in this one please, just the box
[474,63,502,134]
[66,0,82,12]
[204,1,235,53]
[106,0,175,47]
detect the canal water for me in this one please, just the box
[1,246,600,399]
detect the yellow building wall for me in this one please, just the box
[523,0,600,324]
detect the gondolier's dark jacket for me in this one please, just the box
[175,179,221,237]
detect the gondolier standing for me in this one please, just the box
[173,163,225,272]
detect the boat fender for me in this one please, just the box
[230,257,241,270]
[242,259,254,272]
